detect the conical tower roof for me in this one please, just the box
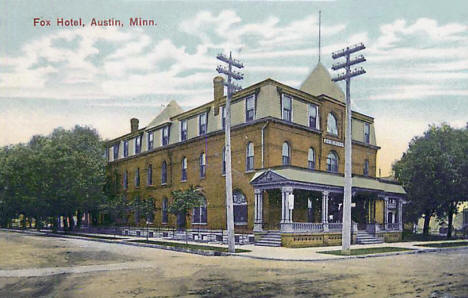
[300,62,345,102]
[147,100,184,128]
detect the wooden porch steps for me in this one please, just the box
[255,231,282,247]
[356,230,384,244]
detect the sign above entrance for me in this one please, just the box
[324,138,344,147]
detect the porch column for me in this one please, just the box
[322,191,329,232]
[254,189,263,232]
[398,199,403,231]
[384,196,389,230]
[280,186,293,224]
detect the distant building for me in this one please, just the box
[106,62,406,247]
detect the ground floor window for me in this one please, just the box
[192,197,207,224]
[233,190,248,224]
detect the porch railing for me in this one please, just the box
[291,222,323,232]
[328,223,343,231]
[386,223,400,230]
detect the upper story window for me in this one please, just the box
[162,198,168,224]
[364,123,370,144]
[199,112,207,135]
[221,106,226,130]
[363,159,369,176]
[246,142,254,171]
[147,131,154,150]
[327,113,338,136]
[123,170,128,189]
[135,168,140,187]
[113,143,119,160]
[192,197,207,224]
[282,142,290,165]
[309,104,319,129]
[222,146,226,175]
[282,95,292,122]
[123,140,129,157]
[180,120,187,141]
[161,161,167,185]
[162,126,169,146]
[147,164,153,185]
[199,153,206,178]
[181,157,187,181]
[327,151,339,173]
[308,147,315,170]
[245,95,255,122]
[135,135,142,154]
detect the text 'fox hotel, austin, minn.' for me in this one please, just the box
[106,60,406,248]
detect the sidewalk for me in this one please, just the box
[3,228,467,261]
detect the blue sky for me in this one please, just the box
[1,0,467,175]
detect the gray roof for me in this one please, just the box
[147,100,184,129]
[300,62,345,102]
[251,168,406,195]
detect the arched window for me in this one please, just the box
[282,142,290,165]
[363,159,369,176]
[199,153,206,178]
[181,157,187,181]
[308,148,315,170]
[246,142,254,171]
[162,198,168,224]
[222,146,226,175]
[147,164,153,185]
[123,170,128,189]
[192,197,207,224]
[233,190,248,224]
[327,151,339,173]
[327,113,338,135]
[161,161,167,185]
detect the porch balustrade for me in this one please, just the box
[291,222,323,232]
[328,223,343,231]
[386,223,400,230]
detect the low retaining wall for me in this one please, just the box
[377,231,402,242]
[281,232,357,248]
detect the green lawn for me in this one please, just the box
[58,233,127,240]
[129,239,251,253]
[318,246,414,256]
[415,241,468,248]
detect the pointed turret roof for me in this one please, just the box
[300,62,345,102]
[147,100,184,128]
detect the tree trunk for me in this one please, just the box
[62,216,68,232]
[423,211,431,236]
[447,204,454,239]
[76,210,82,229]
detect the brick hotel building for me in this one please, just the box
[106,62,406,247]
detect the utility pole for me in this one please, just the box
[331,43,366,254]
[216,51,244,253]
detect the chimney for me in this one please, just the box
[130,118,139,133]
[213,76,224,116]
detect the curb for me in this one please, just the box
[0,228,231,257]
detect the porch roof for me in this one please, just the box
[250,167,406,195]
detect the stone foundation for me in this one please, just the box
[377,231,402,242]
[281,232,352,248]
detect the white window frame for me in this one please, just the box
[281,94,293,122]
[199,112,207,135]
[180,120,187,141]
[308,104,319,130]
[245,95,256,122]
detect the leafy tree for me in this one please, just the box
[168,185,205,225]
[394,124,467,237]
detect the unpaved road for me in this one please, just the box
[0,231,467,297]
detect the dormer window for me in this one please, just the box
[147,131,154,150]
[245,95,255,122]
[282,95,292,122]
[364,123,370,144]
[327,113,338,136]
[199,113,207,135]
[123,140,129,157]
[180,120,187,141]
[162,126,169,146]
[308,104,319,129]
[135,135,142,154]
[113,143,119,160]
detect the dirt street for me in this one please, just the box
[0,231,467,297]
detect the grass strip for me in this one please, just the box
[130,239,250,253]
[415,241,468,248]
[47,232,127,240]
[318,246,413,256]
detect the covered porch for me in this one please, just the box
[250,167,406,236]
